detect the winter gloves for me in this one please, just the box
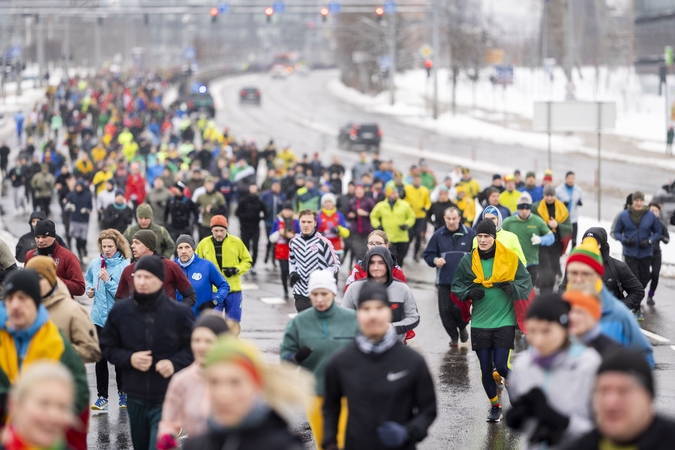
[624,238,636,246]
[223,267,239,278]
[496,282,514,297]
[469,288,485,300]
[505,387,569,446]
[639,239,652,249]
[399,224,409,231]
[531,234,542,245]
[292,346,313,364]
[377,421,409,448]
[290,272,300,286]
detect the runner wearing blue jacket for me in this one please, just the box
[174,234,230,316]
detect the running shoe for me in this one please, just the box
[91,397,109,411]
[449,339,458,348]
[634,309,644,322]
[486,406,502,422]
[459,328,469,343]
[118,392,127,409]
[647,296,655,306]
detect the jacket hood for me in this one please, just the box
[584,227,608,256]
[102,251,127,267]
[363,246,393,286]
[482,205,503,231]
[42,279,71,309]
[28,211,47,229]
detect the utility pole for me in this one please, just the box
[389,12,396,106]
[541,0,548,64]
[432,0,439,119]
[565,0,575,97]
[36,14,44,87]
[94,18,102,70]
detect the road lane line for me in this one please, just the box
[288,313,298,319]
[241,283,259,291]
[260,297,286,305]
[641,329,670,343]
[671,346,675,352]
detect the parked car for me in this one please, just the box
[338,122,382,151]
[240,87,261,105]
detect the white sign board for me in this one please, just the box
[533,101,616,132]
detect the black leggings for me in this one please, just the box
[476,348,511,400]
[390,242,409,267]
[527,265,538,287]
[437,285,466,341]
[241,225,261,268]
[95,325,124,399]
[537,243,562,294]
[625,255,651,289]
[648,251,662,295]
[279,259,289,295]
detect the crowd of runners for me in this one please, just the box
[0,69,670,450]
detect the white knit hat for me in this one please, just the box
[308,269,338,296]
[321,193,337,206]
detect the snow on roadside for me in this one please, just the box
[327,77,675,172]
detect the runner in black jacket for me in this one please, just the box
[323,281,436,450]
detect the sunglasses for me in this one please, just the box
[517,205,531,210]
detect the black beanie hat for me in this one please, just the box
[135,255,165,281]
[357,281,391,308]
[526,293,570,328]
[4,269,42,308]
[33,220,56,237]
[598,348,654,398]
[194,314,230,335]
[476,219,497,238]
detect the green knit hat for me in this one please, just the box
[136,203,153,219]
[566,236,604,276]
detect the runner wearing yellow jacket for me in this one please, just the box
[403,175,432,261]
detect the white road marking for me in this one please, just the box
[260,297,286,305]
[641,329,670,343]
[241,283,259,291]
[288,313,298,319]
[670,346,675,352]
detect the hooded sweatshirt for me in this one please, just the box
[341,247,420,336]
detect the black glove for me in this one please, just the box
[223,267,239,277]
[499,282,514,297]
[197,300,217,312]
[505,402,532,430]
[624,238,636,246]
[290,272,300,286]
[523,388,569,438]
[330,227,340,235]
[469,288,485,300]
[399,224,409,230]
[639,239,651,249]
[293,346,313,364]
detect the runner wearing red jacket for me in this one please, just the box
[125,161,147,209]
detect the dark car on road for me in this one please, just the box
[338,122,381,151]
[240,87,261,105]
[183,92,216,117]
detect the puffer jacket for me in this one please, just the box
[30,170,55,199]
[369,199,416,243]
[174,254,230,316]
[85,251,130,328]
[509,342,602,449]
[44,279,102,363]
[614,207,661,259]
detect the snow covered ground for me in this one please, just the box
[328,67,675,171]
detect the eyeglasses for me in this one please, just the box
[367,241,386,247]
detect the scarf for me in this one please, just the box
[3,425,66,450]
[471,240,519,289]
[529,345,568,370]
[628,206,649,227]
[113,201,127,210]
[537,199,568,232]
[564,184,574,211]
[178,253,196,268]
[355,327,398,354]
[37,241,57,256]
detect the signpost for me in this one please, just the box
[533,101,617,220]
[218,3,230,14]
[327,2,341,14]
[493,65,513,85]
[383,1,396,14]
[273,1,285,14]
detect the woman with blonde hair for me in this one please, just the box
[84,228,130,412]
[184,336,312,450]
[343,230,406,292]
[3,361,75,450]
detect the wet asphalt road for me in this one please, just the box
[1,71,675,449]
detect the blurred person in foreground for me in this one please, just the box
[0,270,89,450]
[183,336,311,450]
[563,348,675,450]
[323,281,436,450]
[280,270,358,449]
[507,294,601,449]
[2,362,76,450]
[156,315,230,450]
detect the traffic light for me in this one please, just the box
[424,59,433,77]
[265,7,274,23]
[320,7,329,22]
[210,8,218,23]
[375,6,384,22]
